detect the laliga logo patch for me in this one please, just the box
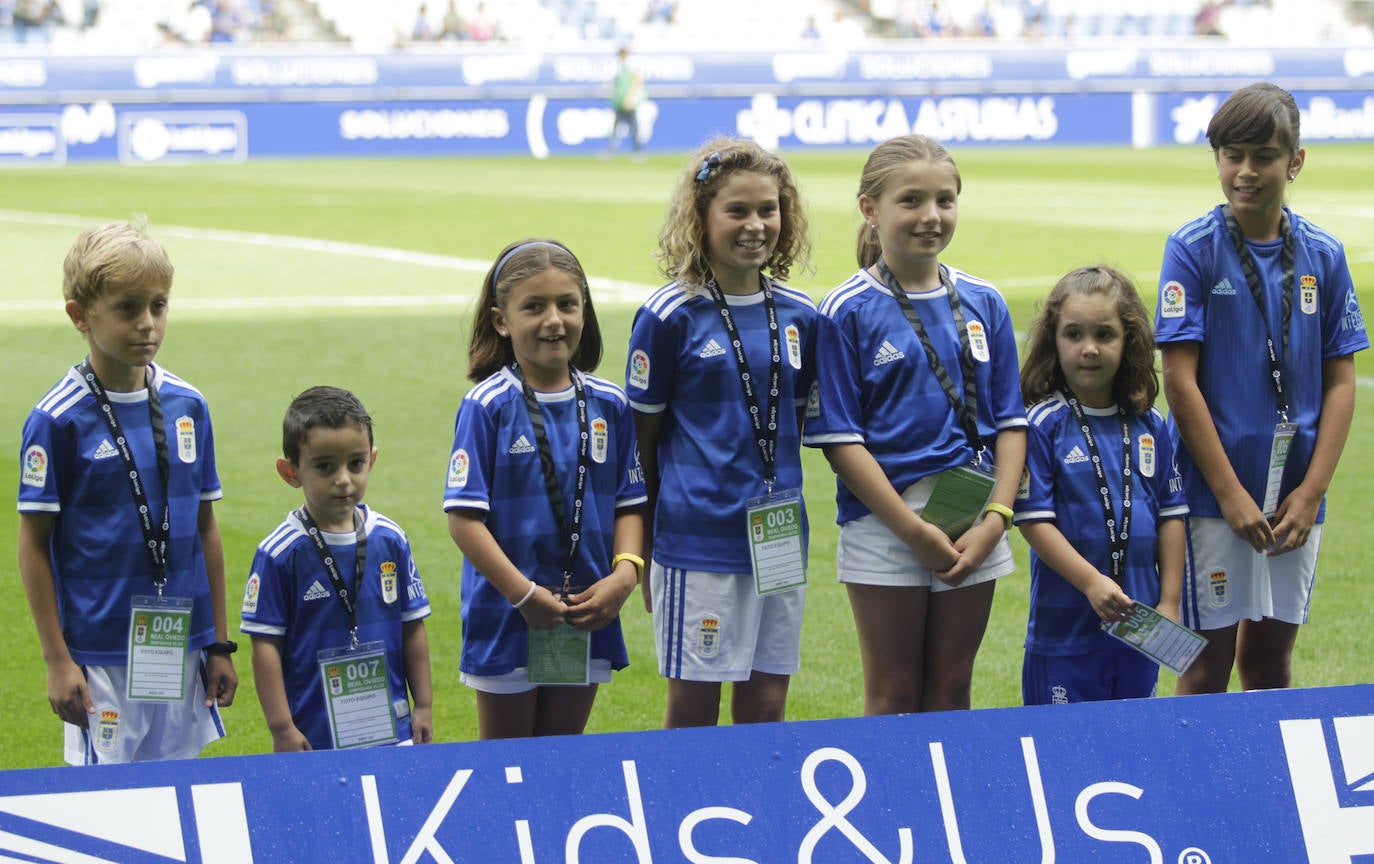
[697,614,720,658]
[380,561,398,604]
[1207,570,1229,608]
[806,381,820,419]
[1137,433,1156,478]
[1161,281,1186,318]
[1300,274,1318,315]
[176,416,196,463]
[591,416,608,464]
[966,320,990,363]
[785,323,802,370]
[21,444,47,488]
[448,449,469,489]
[241,573,260,614]
[1016,467,1030,500]
[629,349,650,390]
[96,710,120,752]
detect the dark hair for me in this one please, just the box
[855,135,961,268]
[1207,82,1301,156]
[1020,265,1159,414]
[282,385,374,464]
[467,239,602,383]
[658,136,811,289]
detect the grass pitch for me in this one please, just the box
[1,145,1371,768]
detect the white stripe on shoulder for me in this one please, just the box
[37,375,87,418]
[157,368,205,398]
[1177,212,1216,244]
[1148,406,1167,424]
[468,373,517,407]
[582,374,631,406]
[818,275,871,318]
[371,513,408,541]
[946,265,997,292]
[1297,220,1342,256]
[262,519,304,557]
[643,283,696,319]
[1026,397,1069,427]
[770,281,818,310]
[240,621,286,638]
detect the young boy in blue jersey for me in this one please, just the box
[1016,266,1188,704]
[627,137,816,728]
[1156,83,1368,694]
[242,386,433,751]
[804,135,1026,715]
[447,239,645,739]
[18,221,237,765]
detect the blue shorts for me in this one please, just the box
[1022,639,1159,705]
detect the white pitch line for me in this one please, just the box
[0,208,657,308]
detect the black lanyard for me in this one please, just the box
[78,360,171,591]
[1222,205,1294,422]
[704,274,782,491]
[296,506,367,647]
[1063,390,1132,584]
[517,367,589,600]
[876,260,984,454]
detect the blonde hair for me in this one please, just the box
[855,135,961,268]
[63,219,174,308]
[657,136,811,289]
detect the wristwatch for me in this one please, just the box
[206,641,238,655]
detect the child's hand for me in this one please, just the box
[1218,488,1275,553]
[898,515,960,573]
[1084,576,1133,623]
[565,567,637,632]
[518,586,567,631]
[1268,485,1320,556]
[935,515,1005,586]
[204,653,238,708]
[410,705,433,744]
[271,726,312,752]
[46,658,94,726]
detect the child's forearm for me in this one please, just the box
[18,513,73,665]
[198,502,230,641]
[1162,344,1248,505]
[402,621,433,710]
[447,510,536,603]
[1297,355,1357,500]
[249,637,296,733]
[1156,518,1186,619]
[1019,521,1115,596]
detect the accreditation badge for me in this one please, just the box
[127,595,192,701]
[1262,421,1298,517]
[1103,603,1207,676]
[921,460,997,540]
[528,623,590,685]
[745,487,806,595]
[318,641,397,749]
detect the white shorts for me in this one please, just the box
[1181,516,1321,630]
[64,652,225,765]
[460,659,613,694]
[836,477,1015,590]
[652,562,805,682]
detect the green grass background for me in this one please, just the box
[1,146,1371,769]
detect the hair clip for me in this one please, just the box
[695,152,722,183]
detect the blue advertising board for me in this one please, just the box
[1,684,1371,862]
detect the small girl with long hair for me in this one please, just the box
[1016,265,1188,704]
[1155,82,1368,694]
[803,134,1025,714]
[626,136,817,728]
[444,239,646,739]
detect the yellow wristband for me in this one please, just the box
[612,552,645,583]
[983,502,1014,529]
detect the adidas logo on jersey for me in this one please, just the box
[303,580,331,602]
[92,439,119,460]
[873,341,905,366]
[699,339,727,358]
[1063,445,1090,465]
[509,435,536,455]
[1211,278,1237,296]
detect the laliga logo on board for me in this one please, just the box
[1281,714,1374,862]
[1170,95,1218,145]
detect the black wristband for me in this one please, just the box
[206,641,238,656]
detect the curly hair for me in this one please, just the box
[656,136,811,290]
[855,135,961,269]
[466,239,602,383]
[1019,265,1159,414]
